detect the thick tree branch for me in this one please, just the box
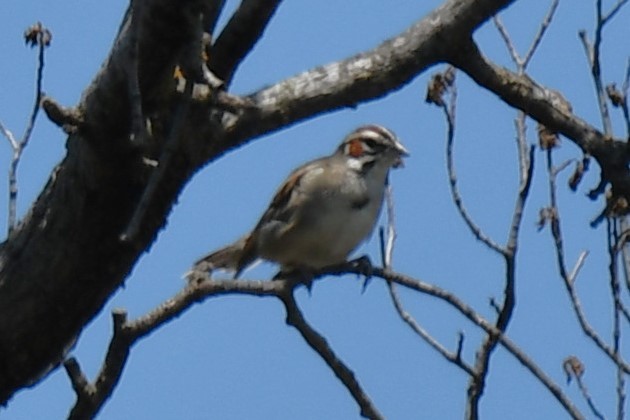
[450,39,630,202]
[0,0,215,403]
[224,0,516,146]
[210,0,283,84]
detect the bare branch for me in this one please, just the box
[522,0,560,67]
[64,251,585,420]
[374,268,585,420]
[440,72,506,255]
[63,358,93,398]
[578,0,628,136]
[494,0,559,69]
[607,220,627,420]
[493,16,521,65]
[568,250,589,284]
[563,356,605,420]
[387,281,475,376]
[3,22,50,235]
[601,0,629,24]
[0,121,19,150]
[66,310,131,420]
[211,0,283,84]
[507,145,535,253]
[383,182,396,269]
[623,58,630,138]
[544,149,630,373]
[64,279,283,419]
[280,290,384,420]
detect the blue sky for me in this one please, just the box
[1,1,629,419]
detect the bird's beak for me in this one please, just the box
[392,141,409,168]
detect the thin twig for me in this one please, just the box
[621,58,630,138]
[387,281,475,376]
[568,250,589,284]
[3,23,50,235]
[507,145,535,254]
[578,0,628,135]
[575,374,606,420]
[493,16,521,65]
[608,220,626,420]
[601,0,629,24]
[494,0,560,70]
[377,268,585,420]
[564,356,605,420]
[522,0,560,67]
[383,180,396,269]
[0,121,19,150]
[442,77,506,255]
[466,136,533,420]
[382,169,475,374]
[545,149,630,373]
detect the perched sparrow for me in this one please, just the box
[190,124,408,279]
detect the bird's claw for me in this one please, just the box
[274,268,316,294]
[349,255,374,293]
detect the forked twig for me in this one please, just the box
[1,23,51,235]
[493,0,560,69]
[387,281,474,376]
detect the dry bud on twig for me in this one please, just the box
[537,123,560,150]
[425,66,456,106]
[563,355,584,384]
[568,157,590,191]
[605,83,625,108]
[24,22,52,48]
[537,206,557,231]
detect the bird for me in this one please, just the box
[189,124,408,280]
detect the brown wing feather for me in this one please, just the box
[235,160,321,276]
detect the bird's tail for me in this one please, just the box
[186,236,250,281]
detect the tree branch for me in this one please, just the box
[3,22,51,235]
[280,290,384,420]
[210,0,284,84]
[387,281,475,376]
[450,38,630,203]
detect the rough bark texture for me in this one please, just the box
[6,0,627,405]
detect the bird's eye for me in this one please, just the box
[362,138,378,149]
[361,138,386,155]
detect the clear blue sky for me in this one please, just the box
[1,1,629,419]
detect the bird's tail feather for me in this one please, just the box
[186,236,248,281]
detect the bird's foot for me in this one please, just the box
[273,267,316,293]
[348,255,374,293]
